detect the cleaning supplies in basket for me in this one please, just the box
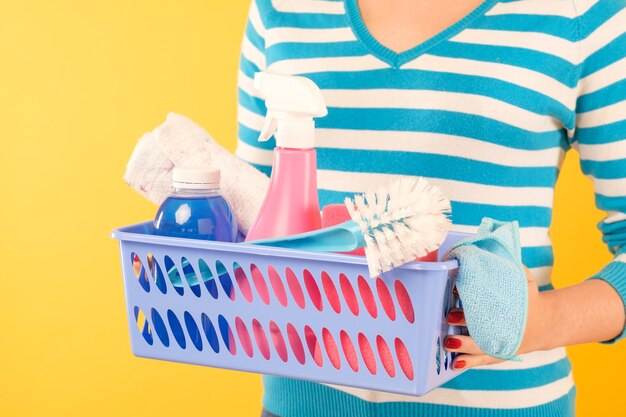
[245,72,328,241]
[112,221,468,396]
[151,167,237,302]
[250,177,452,277]
[445,218,527,361]
[124,113,269,234]
[321,204,439,261]
[153,167,238,242]
[321,204,366,256]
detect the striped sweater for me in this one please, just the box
[234,0,626,416]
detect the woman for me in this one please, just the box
[235,0,626,415]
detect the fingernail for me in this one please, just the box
[448,310,464,324]
[444,337,462,349]
[453,286,459,297]
[453,360,466,370]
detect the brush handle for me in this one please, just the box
[170,220,366,288]
[247,219,366,252]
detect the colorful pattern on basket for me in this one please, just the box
[116,223,468,397]
[234,0,626,415]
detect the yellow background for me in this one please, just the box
[0,1,622,416]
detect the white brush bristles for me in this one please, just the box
[344,177,452,277]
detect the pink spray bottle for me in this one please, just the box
[245,72,328,241]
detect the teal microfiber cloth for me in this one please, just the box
[446,218,528,361]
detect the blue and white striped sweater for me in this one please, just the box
[235,0,626,415]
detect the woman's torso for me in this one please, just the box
[237,0,587,415]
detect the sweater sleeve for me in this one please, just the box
[235,0,273,177]
[572,0,626,343]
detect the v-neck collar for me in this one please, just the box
[345,0,498,69]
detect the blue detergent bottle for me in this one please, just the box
[153,167,237,340]
[154,167,238,241]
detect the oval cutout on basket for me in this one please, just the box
[358,275,377,318]
[164,256,184,296]
[286,324,306,365]
[267,265,288,307]
[340,274,359,316]
[236,317,254,358]
[131,253,150,293]
[198,259,218,299]
[130,252,150,292]
[233,262,253,303]
[321,272,341,314]
[304,325,323,367]
[201,313,220,353]
[394,337,414,380]
[340,330,359,372]
[252,319,271,360]
[166,309,186,349]
[147,254,167,294]
[436,337,442,375]
[181,257,201,297]
[376,335,396,377]
[151,308,169,347]
[303,269,323,311]
[269,321,288,362]
[285,268,306,309]
[184,312,203,351]
[216,261,235,300]
[358,333,377,375]
[376,278,396,321]
[133,306,153,345]
[250,264,270,305]
[218,314,236,355]
[394,280,415,323]
[322,328,341,370]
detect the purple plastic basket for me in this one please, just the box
[112,221,468,396]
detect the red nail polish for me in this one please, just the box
[453,286,459,297]
[454,360,466,370]
[444,337,462,349]
[448,310,464,324]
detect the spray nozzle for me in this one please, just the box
[253,72,327,148]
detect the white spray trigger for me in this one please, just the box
[253,72,327,149]
[258,110,278,142]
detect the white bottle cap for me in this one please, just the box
[172,167,220,190]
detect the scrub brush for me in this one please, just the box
[249,176,452,277]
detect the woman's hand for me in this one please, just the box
[443,266,549,370]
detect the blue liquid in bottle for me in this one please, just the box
[153,193,238,241]
[153,168,237,306]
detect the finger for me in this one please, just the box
[453,285,459,298]
[452,353,504,370]
[443,335,484,355]
[447,309,466,326]
[523,265,535,283]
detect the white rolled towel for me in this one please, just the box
[124,112,269,233]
